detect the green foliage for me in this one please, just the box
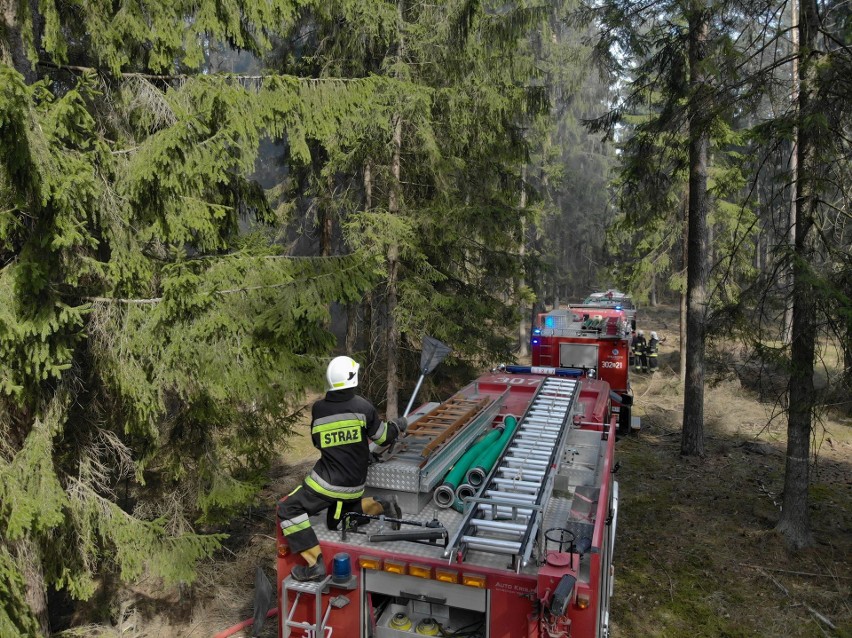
[0,1,399,627]
[0,546,41,638]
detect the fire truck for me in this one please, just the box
[274,367,619,638]
[530,305,638,436]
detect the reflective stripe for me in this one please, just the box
[288,485,302,497]
[314,412,367,427]
[282,519,312,536]
[281,513,309,528]
[306,473,364,500]
[335,501,343,519]
[372,420,389,445]
[313,419,365,433]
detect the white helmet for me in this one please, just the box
[651,331,659,340]
[637,329,644,336]
[326,356,360,391]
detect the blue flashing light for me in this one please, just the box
[544,317,555,328]
[533,328,542,335]
[615,305,622,310]
[531,338,540,345]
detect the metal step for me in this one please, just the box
[282,575,333,638]
[444,377,579,571]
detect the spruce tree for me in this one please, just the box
[1,3,390,632]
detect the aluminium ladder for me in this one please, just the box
[444,376,579,572]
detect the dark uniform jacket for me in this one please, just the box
[306,388,400,501]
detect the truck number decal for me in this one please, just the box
[495,376,540,386]
[601,361,623,369]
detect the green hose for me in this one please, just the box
[432,426,503,508]
[465,414,519,487]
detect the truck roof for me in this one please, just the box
[311,373,614,575]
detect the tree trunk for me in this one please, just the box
[783,0,799,346]
[681,4,710,457]
[777,0,819,550]
[1,0,40,83]
[679,195,689,385]
[15,538,49,636]
[650,272,658,307]
[384,1,405,418]
[385,113,402,419]
[517,165,529,358]
[346,162,374,354]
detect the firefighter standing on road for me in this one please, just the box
[648,331,661,373]
[278,356,406,582]
[632,330,647,372]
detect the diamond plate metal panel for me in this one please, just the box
[366,461,421,492]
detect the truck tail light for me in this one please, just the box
[383,559,407,575]
[576,592,591,609]
[408,564,432,579]
[462,573,486,588]
[434,568,458,584]
[358,556,382,570]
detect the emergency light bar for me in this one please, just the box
[503,365,583,377]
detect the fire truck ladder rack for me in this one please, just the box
[443,377,579,573]
[281,575,333,638]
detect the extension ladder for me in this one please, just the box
[444,376,579,571]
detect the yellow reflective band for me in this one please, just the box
[305,476,364,501]
[374,421,389,446]
[335,501,343,519]
[282,519,312,536]
[288,485,302,497]
[319,425,362,448]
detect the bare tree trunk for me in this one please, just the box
[15,538,49,636]
[1,0,40,83]
[681,4,710,457]
[679,196,688,385]
[517,164,529,357]
[783,0,799,346]
[650,272,658,307]
[385,113,402,418]
[777,0,818,550]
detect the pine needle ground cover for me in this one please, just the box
[611,308,851,638]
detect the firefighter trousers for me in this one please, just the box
[277,482,380,554]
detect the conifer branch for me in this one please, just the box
[83,257,369,304]
[37,60,375,85]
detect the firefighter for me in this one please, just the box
[632,329,647,372]
[278,356,407,582]
[648,331,660,373]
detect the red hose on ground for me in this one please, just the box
[213,608,278,638]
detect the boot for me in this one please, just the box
[292,555,327,582]
[378,497,402,530]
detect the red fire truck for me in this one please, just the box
[531,306,638,435]
[274,368,619,638]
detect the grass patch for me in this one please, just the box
[611,307,852,638]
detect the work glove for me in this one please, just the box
[391,416,408,434]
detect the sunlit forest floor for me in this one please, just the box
[71,306,851,638]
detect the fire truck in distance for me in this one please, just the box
[580,291,637,333]
[531,304,639,436]
[275,368,619,638]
